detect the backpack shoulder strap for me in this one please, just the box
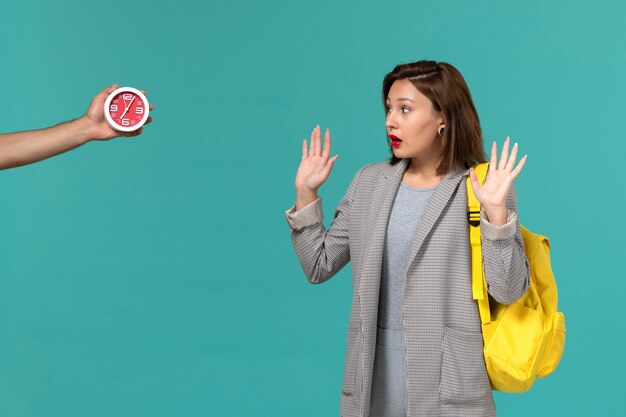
[466,163,492,325]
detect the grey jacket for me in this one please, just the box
[284,157,530,417]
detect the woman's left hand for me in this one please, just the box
[469,137,527,225]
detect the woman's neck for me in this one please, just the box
[403,155,445,188]
[406,153,443,178]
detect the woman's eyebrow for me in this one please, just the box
[387,97,415,103]
[397,97,415,103]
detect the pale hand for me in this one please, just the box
[469,137,527,215]
[295,124,338,192]
[81,83,154,141]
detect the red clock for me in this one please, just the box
[104,87,150,132]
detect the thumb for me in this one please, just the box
[104,83,119,95]
[469,167,480,192]
[323,154,338,175]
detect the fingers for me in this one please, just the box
[314,125,322,156]
[505,142,519,172]
[469,167,480,192]
[303,124,331,160]
[498,137,510,170]
[308,126,316,157]
[94,84,119,106]
[489,136,526,179]
[489,141,497,172]
[104,83,119,95]
[302,139,308,160]
[113,125,147,138]
[511,154,527,178]
[323,154,339,176]
[321,128,331,160]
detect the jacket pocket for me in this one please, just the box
[341,321,362,397]
[439,326,491,404]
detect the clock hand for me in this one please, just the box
[119,96,136,120]
[122,95,131,111]
[124,96,136,113]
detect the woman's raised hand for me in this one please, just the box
[294,125,338,209]
[469,136,527,224]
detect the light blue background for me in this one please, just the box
[1,0,624,415]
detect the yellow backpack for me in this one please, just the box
[466,162,566,392]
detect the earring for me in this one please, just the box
[438,126,445,136]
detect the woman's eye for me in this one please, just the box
[402,107,410,113]
[386,106,392,113]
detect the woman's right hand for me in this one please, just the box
[294,125,338,210]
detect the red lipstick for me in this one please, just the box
[389,134,402,147]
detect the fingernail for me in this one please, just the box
[514,142,518,147]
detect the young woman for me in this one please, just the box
[284,60,530,417]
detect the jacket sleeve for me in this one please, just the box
[480,182,531,304]
[284,166,366,284]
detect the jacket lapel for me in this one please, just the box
[403,165,468,276]
[358,158,407,325]
[358,158,468,325]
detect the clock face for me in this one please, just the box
[104,87,149,132]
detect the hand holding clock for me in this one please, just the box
[85,83,153,141]
[0,83,154,170]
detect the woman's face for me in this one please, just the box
[385,78,444,162]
